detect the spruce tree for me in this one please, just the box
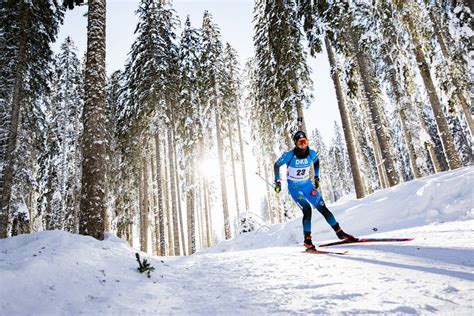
[394,0,463,170]
[54,37,83,231]
[200,10,231,239]
[105,70,127,237]
[0,0,63,238]
[254,0,313,141]
[63,0,108,240]
[176,16,201,254]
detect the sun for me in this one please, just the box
[198,158,221,179]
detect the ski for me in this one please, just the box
[318,237,414,247]
[305,248,348,255]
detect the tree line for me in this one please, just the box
[0,0,471,256]
[0,0,252,255]
[246,0,471,220]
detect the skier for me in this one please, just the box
[274,130,356,250]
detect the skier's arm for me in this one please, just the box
[274,162,281,181]
[274,152,288,181]
[311,150,320,177]
[312,150,321,188]
[313,159,320,178]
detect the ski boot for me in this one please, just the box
[332,223,358,241]
[304,233,316,250]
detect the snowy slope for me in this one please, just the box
[0,167,473,315]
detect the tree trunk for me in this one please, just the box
[426,143,442,173]
[215,110,231,239]
[79,0,107,240]
[425,1,473,137]
[384,56,425,179]
[263,160,274,224]
[126,218,132,246]
[229,131,241,218]
[173,142,186,255]
[45,159,54,230]
[325,37,365,198]
[140,155,149,252]
[235,107,250,211]
[167,128,180,255]
[351,34,400,187]
[154,133,166,256]
[403,64,443,174]
[0,6,29,238]
[202,177,211,247]
[206,181,214,245]
[150,145,160,256]
[399,109,423,179]
[117,220,124,239]
[357,82,388,189]
[186,158,196,254]
[163,136,173,256]
[405,17,463,170]
[295,104,307,133]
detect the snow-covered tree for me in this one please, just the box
[309,129,333,201]
[0,0,63,237]
[254,0,313,142]
[393,0,463,170]
[37,37,83,232]
[63,0,108,240]
[200,10,232,239]
[175,16,201,254]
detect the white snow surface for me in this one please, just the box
[1,167,473,315]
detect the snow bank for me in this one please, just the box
[0,167,472,315]
[202,166,474,253]
[0,230,171,315]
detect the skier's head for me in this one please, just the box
[293,130,309,158]
[293,130,308,148]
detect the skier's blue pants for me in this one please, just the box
[288,180,337,234]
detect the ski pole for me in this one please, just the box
[255,172,275,188]
[256,172,287,187]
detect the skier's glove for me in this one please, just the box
[274,180,281,193]
[314,176,320,189]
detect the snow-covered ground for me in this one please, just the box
[1,167,473,315]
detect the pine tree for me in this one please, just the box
[310,129,333,201]
[394,1,462,170]
[324,35,365,198]
[176,16,201,254]
[80,0,107,240]
[200,11,232,239]
[62,0,108,240]
[0,0,63,238]
[105,70,126,237]
[254,0,313,140]
[221,43,244,219]
[121,0,180,253]
[424,1,473,138]
[55,37,83,231]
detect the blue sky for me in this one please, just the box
[53,0,341,144]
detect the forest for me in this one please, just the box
[0,0,471,257]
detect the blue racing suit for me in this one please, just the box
[274,148,337,235]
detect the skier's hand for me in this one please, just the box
[274,180,281,193]
[314,176,320,189]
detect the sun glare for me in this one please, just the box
[198,158,220,179]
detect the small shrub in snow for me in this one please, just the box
[238,212,268,234]
[135,253,155,278]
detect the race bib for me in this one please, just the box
[287,166,310,181]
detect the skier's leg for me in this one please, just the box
[289,188,313,234]
[304,182,357,240]
[315,201,338,227]
[304,182,337,226]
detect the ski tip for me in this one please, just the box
[318,237,415,247]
